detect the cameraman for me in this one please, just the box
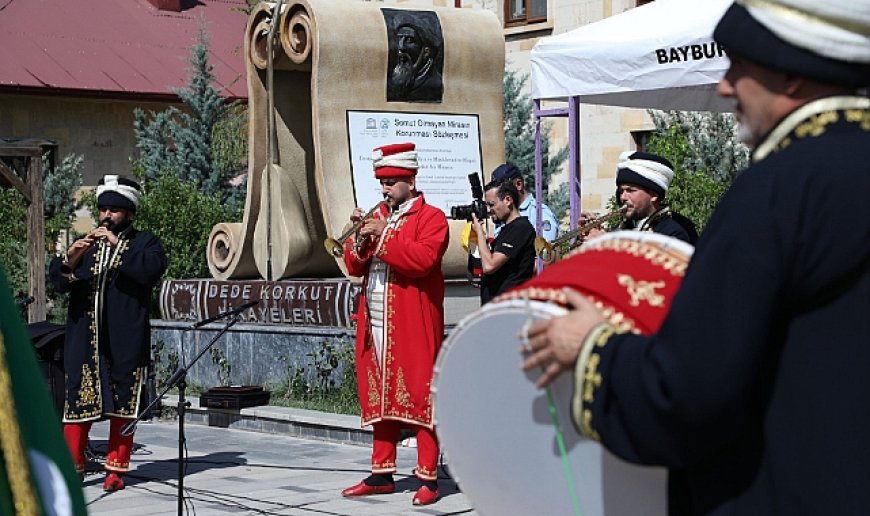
[471,180,536,304]
[491,163,558,241]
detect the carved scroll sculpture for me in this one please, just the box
[207,0,505,279]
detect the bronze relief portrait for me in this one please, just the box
[382,9,444,103]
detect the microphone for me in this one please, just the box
[16,296,35,309]
[187,300,259,330]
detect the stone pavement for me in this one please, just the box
[82,419,479,516]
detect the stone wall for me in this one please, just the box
[151,320,355,392]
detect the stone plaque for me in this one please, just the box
[160,279,361,328]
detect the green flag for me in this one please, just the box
[0,265,87,516]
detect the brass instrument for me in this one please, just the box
[323,201,387,257]
[534,205,627,263]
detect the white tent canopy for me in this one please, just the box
[530,0,733,111]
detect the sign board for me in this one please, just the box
[159,279,361,328]
[346,110,483,214]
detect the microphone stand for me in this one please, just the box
[122,301,256,516]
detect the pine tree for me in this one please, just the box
[503,69,569,220]
[133,25,246,203]
[42,152,84,219]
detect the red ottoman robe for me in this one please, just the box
[344,194,449,429]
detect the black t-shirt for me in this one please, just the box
[480,216,536,304]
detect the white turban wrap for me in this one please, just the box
[738,0,870,64]
[617,151,674,196]
[96,175,140,210]
[372,149,419,170]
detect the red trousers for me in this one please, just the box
[63,418,134,473]
[371,420,439,481]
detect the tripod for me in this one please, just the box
[123,300,256,515]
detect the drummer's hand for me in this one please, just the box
[522,288,606,388]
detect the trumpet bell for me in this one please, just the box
[324,237,344,257]
[533,236,554,263]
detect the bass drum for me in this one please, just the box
[433,231,694,515]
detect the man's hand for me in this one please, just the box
[522,288,607,388]
[90,226,118,247]
[66,236,95,265]
[359,216,387,239]
[470,213,485,239]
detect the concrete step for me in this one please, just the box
[162,394,372,446]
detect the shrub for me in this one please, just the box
[133,171,242,280]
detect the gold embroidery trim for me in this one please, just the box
[394,367,413,409]
[754,97,870,161]
[416,464,438,480]
[366,368,380,408]
[0,333,39,516]
[617,274,666,307]
[372,460,397,472]
[572,324,623,441]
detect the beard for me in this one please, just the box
[102,216,131,234]
[390,53,416,96]
[736,121,758,147]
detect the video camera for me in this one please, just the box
[450,172,488,221]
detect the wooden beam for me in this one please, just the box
[26,156,46,322]
[0,146,44,157]
[0,160,31,202]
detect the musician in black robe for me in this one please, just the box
[49,175,167,491]
[614,151,698,244]
[522,1,870,514]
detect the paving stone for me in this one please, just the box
[83,420,478,515]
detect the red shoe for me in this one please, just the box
[341,480,395,497]
[412,485,440,505]
[103,472,125,492]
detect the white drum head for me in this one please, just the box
[434,299,667,516]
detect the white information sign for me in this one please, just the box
[346,111,483,215]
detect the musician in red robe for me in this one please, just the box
[340,142,449,506]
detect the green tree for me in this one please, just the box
[42,153,83,219]
[503,69,569,220]
[0,187,27,297]
[129,25,248,283]
[649,110,749,182]
[133,26,247,205]
[0,153,83,306]
[644,110,749,232]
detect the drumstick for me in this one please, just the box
[522,292,583,516]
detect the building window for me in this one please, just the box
[632,130,653,151]
[505,0,547,27]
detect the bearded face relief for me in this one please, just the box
[383,9,444,103]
